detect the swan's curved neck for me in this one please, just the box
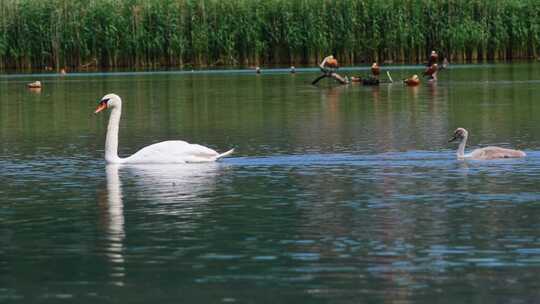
[105,106,123,163]
[457,134,468,158]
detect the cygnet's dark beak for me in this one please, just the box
[448,135,458,142]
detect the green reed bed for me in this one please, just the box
[0,0,539,69]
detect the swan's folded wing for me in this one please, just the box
[124,140,220,164]
[473,146,526,160]
[488,147,526,159]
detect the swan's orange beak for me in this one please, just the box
[94,103,107,114]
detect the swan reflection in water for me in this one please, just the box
[100,163,223,285]
[100,164,125,286]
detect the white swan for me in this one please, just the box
[448,128,526,160]
[94,93,234,164]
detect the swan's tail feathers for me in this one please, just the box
[215,148,235,160]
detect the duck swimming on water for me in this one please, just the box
[428,50,438,66]
[371,62,380,78]
[424,63,438,81]
[404,74,420,86]
[448,128,526,160]
[27,81,42,88]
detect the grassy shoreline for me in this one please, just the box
[1,0,539,70]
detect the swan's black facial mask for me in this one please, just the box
[94,98,110,114]
[448,131,463,142]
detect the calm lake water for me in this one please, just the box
[2,63,540,303]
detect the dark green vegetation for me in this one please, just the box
[1,0,539,69]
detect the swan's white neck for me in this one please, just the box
[105,105,123,164]
[457,133,468,158]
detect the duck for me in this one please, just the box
[94,93,234,164]
[448,128,526,160]
[424,63,438,81]
[322,55,338,68]
[424,63,438,76]
[371,62,380,77]
[404,74,420,86]
[326,58,338,68]
[428,50,438,66]
[27,81,42,88]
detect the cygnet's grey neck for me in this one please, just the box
[456,134,468,158]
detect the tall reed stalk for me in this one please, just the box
[0,0,539,69]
